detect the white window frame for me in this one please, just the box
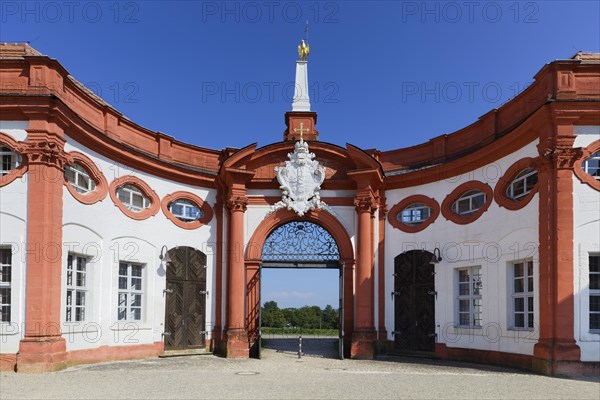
[582,152,600,180]
[589,254,600,332]
[116,184,150,212]
[0,247,12,323]
[452,190,486,216]
[168,199,204,222]
[456,266,482,328]
[506,168,538,199]
[64,163,96,194]
[117,262,144,322]
[399,203,431,225]
[510,260,534,330]
[65,254,88,322]
[0,146,21,176]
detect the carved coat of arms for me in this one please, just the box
[270,139,329,217]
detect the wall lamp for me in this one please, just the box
[431,248,442,264]
[159,245,172,264]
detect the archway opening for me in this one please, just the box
[253,221,344,360]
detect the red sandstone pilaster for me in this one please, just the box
[533,121,582,376]
[16,119,68,372]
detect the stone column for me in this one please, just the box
[16,120,69,372]
[533,127,582,376]
[351,193,377,359]
[223,196,249,358]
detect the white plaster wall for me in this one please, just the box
[573,125,600,362]
[384,140,540,356]
[60,135,218,352]
[0,122,28,354]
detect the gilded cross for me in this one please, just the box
[293,122,309,140]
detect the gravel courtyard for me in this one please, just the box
[1,339,598,400]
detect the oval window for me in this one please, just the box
[64,163,97,194]
[582,151,600,180]
[506,168,538,200]
[116,184,150,212]
[398,203,432,226]
[168,199,204,222]
[0,146,22,176]
[452,190,486,216]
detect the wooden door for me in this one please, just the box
[394,250,435,352]
[164,247,207,350]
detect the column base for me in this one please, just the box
[375,328,389,354]
[351,329,376,359]
[16,337,68,373]
[533,340,582,376]
[211,328,223,354]
[223,328,249,358]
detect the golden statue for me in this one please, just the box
[298,39,310,61]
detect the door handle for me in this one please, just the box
[162,332,171,337]
[391,291,401,300]
[199,290,209,296]
[163,289,173,294]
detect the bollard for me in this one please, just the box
[298,335,302,359]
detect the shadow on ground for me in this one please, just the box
[261,337,339,359]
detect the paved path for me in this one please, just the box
[1,339,598,400]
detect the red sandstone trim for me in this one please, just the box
[0,132,27,187]
[68,342,164,366]
[63,151,108,205]
[435,343,534,371]
[108,176,160,221]
[441,181,494,225]
[573,140,600,191]
[388,195,440,233]
[160,191,214,229]
[494,157,540,210]
[0,354,17,372]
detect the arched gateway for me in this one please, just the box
[245,209,355,359]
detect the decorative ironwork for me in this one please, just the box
[262,221,339,262]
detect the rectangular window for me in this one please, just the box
[456,266,482,327]
[590,254,600,331]
[117,262,144,321]
[512,260,534,329]
[65,254,88,322]
[0,247,12,323]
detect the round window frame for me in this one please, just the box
[442,181,493,225]
[388,195,440,233]
[573,140,600,192]
[494,157,539,210]
[161,191,213,230]
[0,132,27,188]
[109,175,160,220]
[63,151,108,205]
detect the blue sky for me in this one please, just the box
[2,1,599,308]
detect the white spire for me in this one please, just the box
[292,38,311,112]
[292,60,311,112]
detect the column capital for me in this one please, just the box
[537,135,583,170]
[226,196,248,213]
[23,140,70,169]
[354,193,378,215]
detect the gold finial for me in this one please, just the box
[298,39,310,61]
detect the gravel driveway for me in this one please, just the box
[1,339,598,400]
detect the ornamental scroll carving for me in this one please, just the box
[270,139,331,217]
